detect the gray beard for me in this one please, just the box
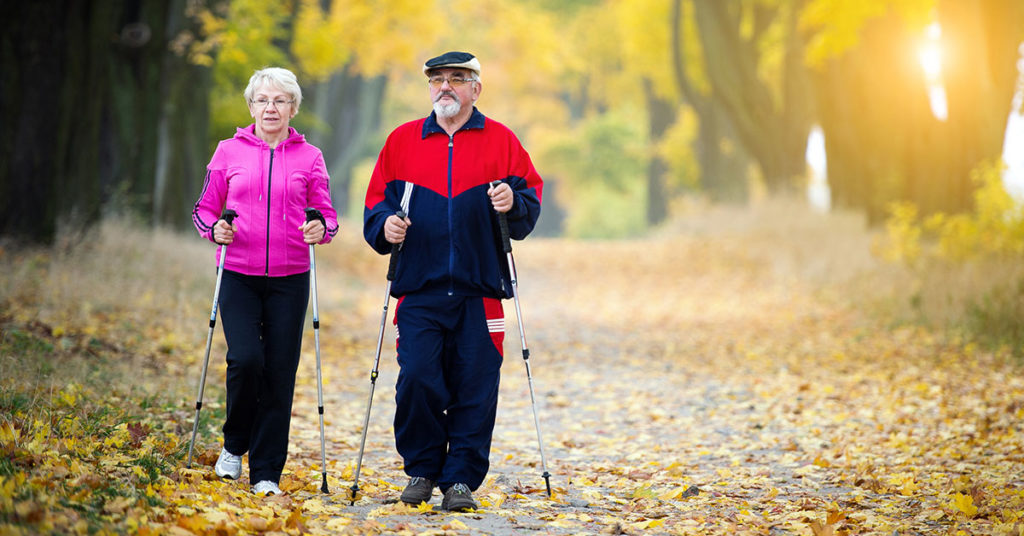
[434,100,461,118]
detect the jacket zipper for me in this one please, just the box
[265,148,274,276]
[447,135,455,296]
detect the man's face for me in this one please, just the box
[428,68,480,119]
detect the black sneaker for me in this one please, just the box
[441,483,477,511]
[400,477,435,505]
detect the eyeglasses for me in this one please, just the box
[251,98,294,109]
[427,76,476,88]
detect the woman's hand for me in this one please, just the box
[214,219,236,245]
[300,219,326,245]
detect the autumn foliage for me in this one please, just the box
[2,202,1023,535]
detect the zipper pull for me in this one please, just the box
[449,135,454,148]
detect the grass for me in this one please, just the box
[650,195,1024,356]
[0,198,1021,534]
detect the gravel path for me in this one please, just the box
[274,232,1024,535]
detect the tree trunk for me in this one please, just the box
[1,0,216,243]
[305,68,387,218]
[154,0,215,228]
[932,0,1023,211]
[691,0,812,194]
[814,0,1022,222]
[671,0,750,203]
[644,79,676,225]
[1,1,68,243]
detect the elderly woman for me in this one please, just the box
[192,67,338,496]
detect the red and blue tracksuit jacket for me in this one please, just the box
[362,108,543,490]
[363,108,543,299]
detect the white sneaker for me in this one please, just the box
[252,480,282,496]
[214,448,242,480]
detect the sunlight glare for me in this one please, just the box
[919,45,942,81]
[1001,42,1024,201]
[919,21,947,122]
[805,125,830,212]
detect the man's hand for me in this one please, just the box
[384,213,412,244]
[488,182,513,213]
[214,219,236,245]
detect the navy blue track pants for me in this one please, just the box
[393,293,505,491]
[218,269,309,484]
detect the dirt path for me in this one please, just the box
[242,225,1022,535]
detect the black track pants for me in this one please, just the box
[218,269,309,484]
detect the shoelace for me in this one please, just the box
[450,483,471,495]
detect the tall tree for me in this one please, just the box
[193,0,443,215]
[671,0,751,203]
[803,0,1024,220]
[292,0,442,215]
[1,0,217,243]
[688,0,815,194]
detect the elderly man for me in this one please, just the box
[362,51,543,511]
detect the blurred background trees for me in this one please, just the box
[2,0,1022,242]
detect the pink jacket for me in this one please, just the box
[192,125,339,277]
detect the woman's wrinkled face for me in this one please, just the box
[249,85,295,140]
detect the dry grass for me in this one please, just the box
[0,217,391,395]
[1,196,1020,394]
[651,196,1024,353]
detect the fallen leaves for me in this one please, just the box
[3,216,1024,535]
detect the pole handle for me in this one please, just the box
[304,207,323,223]
[497,211,512,253]
[489,181,512,253]
[214,209,238,247]
[386,210,406,281]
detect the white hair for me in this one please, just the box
[244,67,302,111]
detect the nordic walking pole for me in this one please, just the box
[305,207,330,494]
[187,208,238,468]
[350,210,406,504]
[490,181,552,497]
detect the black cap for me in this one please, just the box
[423,51,481,76]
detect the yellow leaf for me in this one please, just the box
[203,510,231,524]
[480,492,506,508]
[302,498,330,515]
[630,518,666,531]
[949,493,978,518]
[631,485,656,499]
[445,519,469,530]
[103,496,134,515]
[285,508,306,529]
[0,422,19,443]
[658,488,683,500]
[416,501,435,513]
[324,517,352,531]
[899,477,920,496]
[14,500,37,518]
[245,515,268,532]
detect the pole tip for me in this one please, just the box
[349,484,359,504]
